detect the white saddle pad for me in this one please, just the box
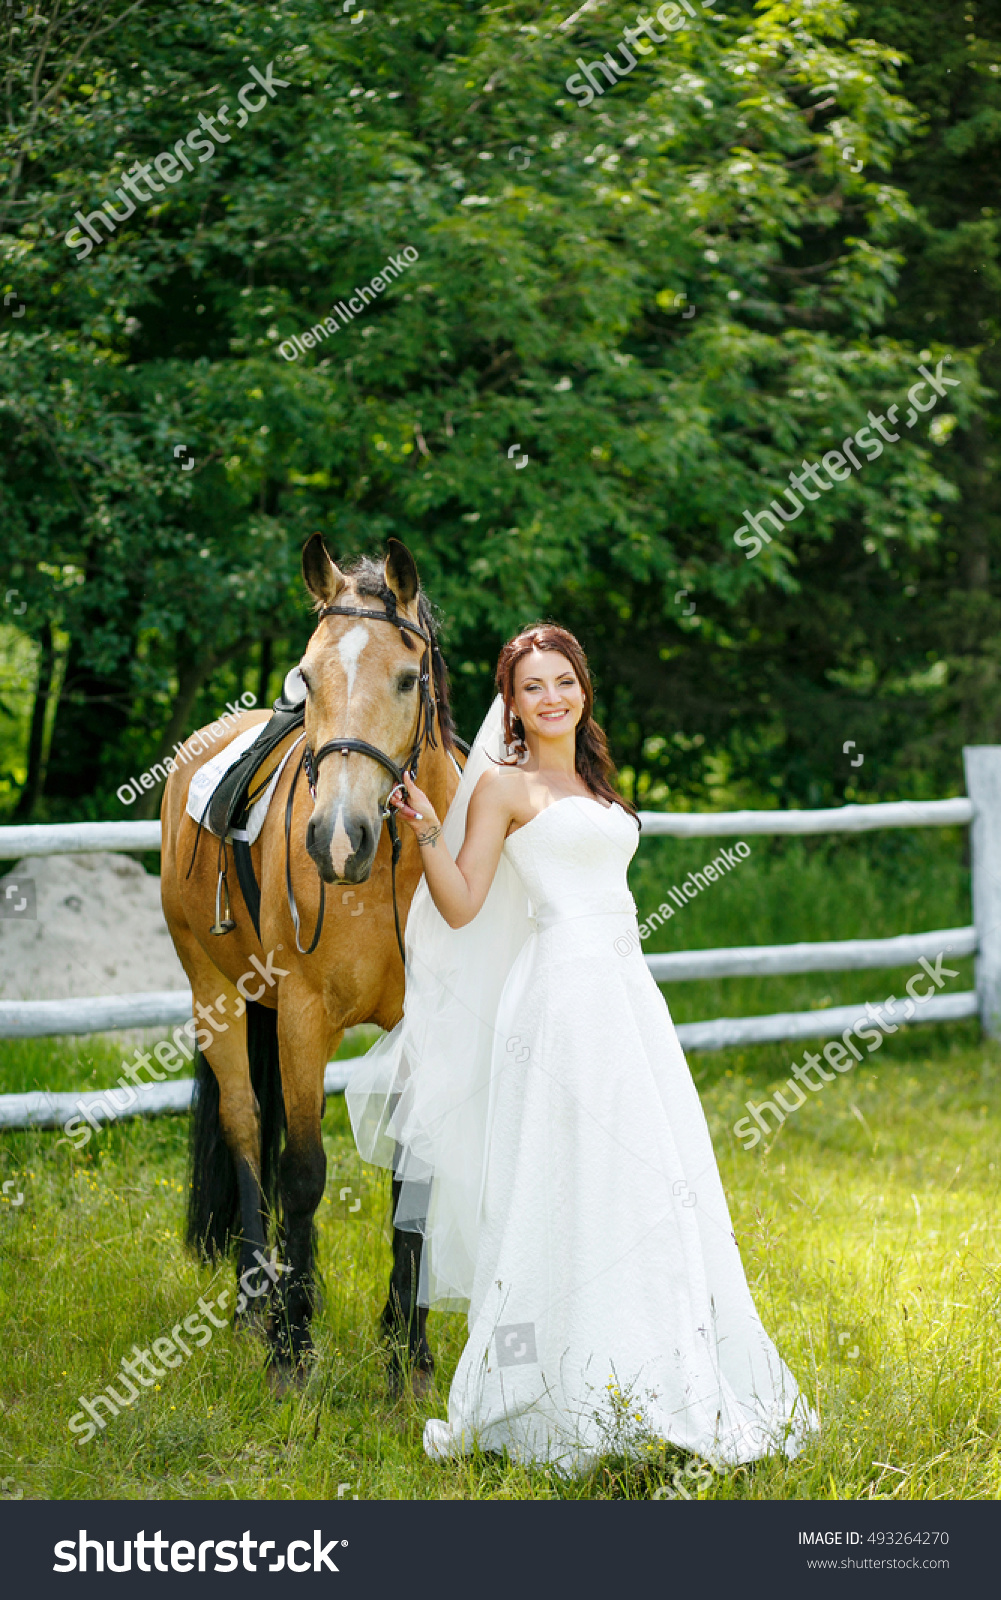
[185,723,304,847]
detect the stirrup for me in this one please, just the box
[210,844,237,936]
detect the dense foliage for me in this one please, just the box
[0,0,997,819]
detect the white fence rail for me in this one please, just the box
[0,1057,357,1132]
[0,820,162,859]
[674,989,978,1055]
[0,753,994,1132]
[637,797,973,837]
[0,991,192,1040]
[0,802,974,859]
[0,925,978,1039]
[645,926,977,983]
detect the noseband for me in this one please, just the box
[285,603,439,960]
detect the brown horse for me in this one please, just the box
[160,537,462,1387]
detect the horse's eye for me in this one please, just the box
[398,674,418,693]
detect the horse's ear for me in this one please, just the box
[384,538,419,607]
[302,534,346,607]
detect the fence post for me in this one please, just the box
[963,746,1001,1038]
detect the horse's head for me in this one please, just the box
[299,535,433,885]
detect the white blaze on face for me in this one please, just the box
[328,623,370,874]
[337,624,369,706]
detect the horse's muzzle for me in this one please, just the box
[306,808,379,885]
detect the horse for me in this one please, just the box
[160,536,463,1390]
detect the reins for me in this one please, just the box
[284,602,440,962]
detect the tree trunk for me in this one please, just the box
[959,415,990,594]
[44,575,141,803]
[257,636,274,709]
[13,620,55,821]
[954,407,1001,746]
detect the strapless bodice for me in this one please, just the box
[502,795,639,930]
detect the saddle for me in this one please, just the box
[187,676,307,941]
[205,693,305,841]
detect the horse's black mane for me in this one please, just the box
[346,555,458,753]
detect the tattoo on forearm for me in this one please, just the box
[416,824,442,848]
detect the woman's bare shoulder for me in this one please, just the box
[469,764,527,815]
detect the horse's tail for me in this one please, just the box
[186,1002,286,1259]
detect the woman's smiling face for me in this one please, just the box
[512,648,584,742]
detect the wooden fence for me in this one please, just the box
[0,748,995,1131]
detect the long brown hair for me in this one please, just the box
[494,623,638,823]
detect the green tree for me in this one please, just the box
[0,0,986,819]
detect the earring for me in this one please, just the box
[506,715,529,764]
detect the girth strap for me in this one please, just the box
[232,836,263,942]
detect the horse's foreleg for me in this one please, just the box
[197,987,271,1321]
[382,1155,434,1395]
[270,987,333,1380]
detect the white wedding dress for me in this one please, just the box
[347,700,817,1474]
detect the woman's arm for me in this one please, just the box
[391,768,515,929]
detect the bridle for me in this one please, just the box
[285,602,440,961]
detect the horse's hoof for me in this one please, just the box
[266,1362,306,1397]
[411,1366,436,1401]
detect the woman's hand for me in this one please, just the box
[393,768,512,927]
[389,770,441,842]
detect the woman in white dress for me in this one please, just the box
[346,623,817,1474]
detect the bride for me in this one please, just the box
[346,622,817,1473]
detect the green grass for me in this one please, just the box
[2,831,999,1500]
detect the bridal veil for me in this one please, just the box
[345,696,533,1309]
